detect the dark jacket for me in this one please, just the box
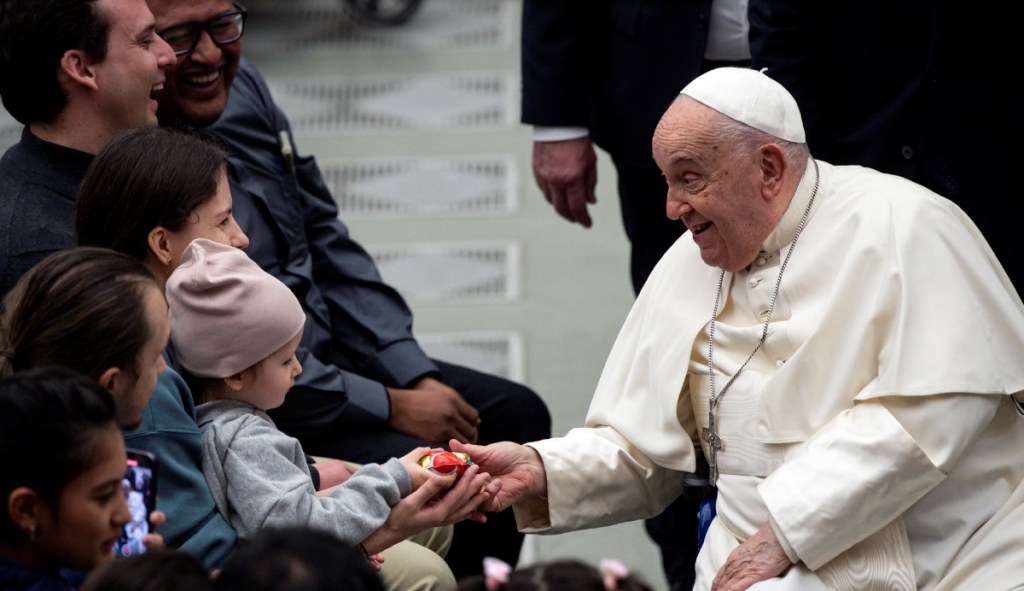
[521,0,713,168]
[749,0,1018,291]
[0,128,88,297]
[210,59,439,439]
[0,559,78,591]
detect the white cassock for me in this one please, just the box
[514,159,1024,591]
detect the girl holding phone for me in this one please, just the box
[0,368,157,590]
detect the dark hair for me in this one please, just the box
[456,559,653,591]
[214,527,385,591]
[81,550,213,591]
[0,366,118,542]
[0,247,157,381]
[0,0,110,124]
[76,126,229,262]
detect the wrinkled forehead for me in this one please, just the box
[653,99,719,149]
[146,0,235,27]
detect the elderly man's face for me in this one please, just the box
[147,0,240,127]
[653,100,776,272]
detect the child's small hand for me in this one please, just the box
[398,446,442,491]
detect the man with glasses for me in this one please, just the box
[0,0,246,573]
[146,0,552,582]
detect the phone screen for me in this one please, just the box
[114,450,158,557]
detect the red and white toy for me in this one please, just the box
[418,450,473,476]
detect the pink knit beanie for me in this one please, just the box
[166,239,306,378]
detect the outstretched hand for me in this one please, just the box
[361,464,497,555]
[450,440,546,512]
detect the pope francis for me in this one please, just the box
[454,68,1024,591]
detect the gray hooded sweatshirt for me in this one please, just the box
[196,400,411,544]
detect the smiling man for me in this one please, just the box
[0,0,176,297]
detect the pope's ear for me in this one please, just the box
[758,143,787,200]
[58,49,100,92]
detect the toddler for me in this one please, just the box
[165,239,492,560]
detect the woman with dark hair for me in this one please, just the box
[0,248,168,429]
[0,367,157,590]
[76,126,249,276]
[72,127,245,570]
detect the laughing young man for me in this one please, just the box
[0,0,176,296]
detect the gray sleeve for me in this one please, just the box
[212,415,402,544]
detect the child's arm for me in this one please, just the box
[207,411,402,545]
[360,464,496,554]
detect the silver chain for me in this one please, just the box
[708,159,820,414]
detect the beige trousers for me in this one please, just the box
[378,525,456,591]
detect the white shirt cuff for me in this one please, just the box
[533,126,589,142]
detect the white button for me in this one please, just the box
[776,359,785,368]
[755,258,767,267]
[748,277,759,288]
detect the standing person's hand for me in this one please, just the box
[387,377,479,444]
[711,523,792,591]
[450,440,547,512]
[532,137,598,227]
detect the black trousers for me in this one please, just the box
[612,158,687,295]
[300,359,552,579]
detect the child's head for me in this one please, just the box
[166,239,306,408]
[0,367,130,572]
[456,558,653,591]
[214,526,384,591]
[0,247,168,429]
[81,549,213,591]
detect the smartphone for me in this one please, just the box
[114,449,158,557]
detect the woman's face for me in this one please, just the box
[33,425,131,571]
[108,283,169,429]
[167,170,250,266]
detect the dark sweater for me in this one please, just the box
[0,128,90,297]
[0,558,78,591]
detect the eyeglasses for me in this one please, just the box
[157,3,248,57]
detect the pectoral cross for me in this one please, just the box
[703,410,723,485]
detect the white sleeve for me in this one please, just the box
[759,394,999,569]
[514,426,686,534]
